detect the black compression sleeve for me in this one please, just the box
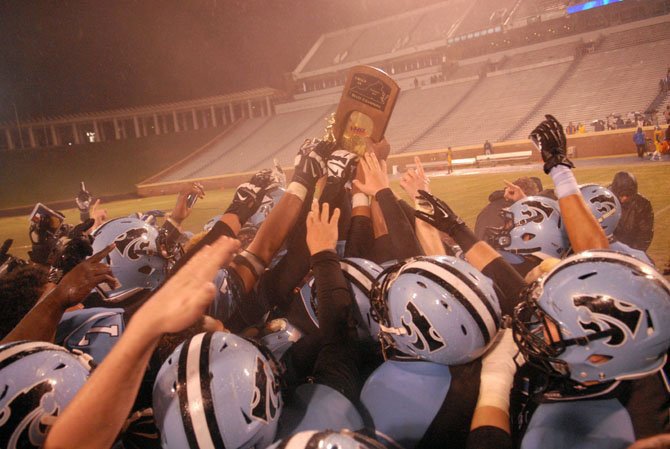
[467,427,512,449]
[310,250,362,403]
[481,257,527,316]
[449,223,479,254]
[345,216,374,258]
[375,188,423,260]
[169,220,235,276]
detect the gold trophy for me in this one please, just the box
[332,65,400,155]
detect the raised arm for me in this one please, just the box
[1,244,118,344]
[400,157,447,256]
[43,236,240,449]
[529,115,608,252]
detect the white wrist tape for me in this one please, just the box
[550,165,579,199]
[352,193,370,208]
[477,329,517,411]
[286,182,308,202]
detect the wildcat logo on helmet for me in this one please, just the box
[401,301,446,352]
[573,295,643,346]
[0,380,58,449]
[113,228,150,260]
[519,200,555,224]
[250,356,280,423]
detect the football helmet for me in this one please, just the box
[490,196,568,259]
[298,257,383,340]
[579,184,621,236]
[513,250,670,383]
[153,332,282,449]
[266,429,387,449]
[374,256,502,365]
[91,217,167,300]
[0,341,92,449]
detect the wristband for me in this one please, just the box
[233,249,266,278]
[352,193,370,208]
[550,165,579,199]
[286,182,308,202]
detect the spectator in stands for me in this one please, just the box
[578,122,586,133]
[565,122,577,135]
[610,171,654,252]
[633,127,646,158]
[447,146,453,174]
[651,125,664,161]
[483,139,493,155]
[663,105,670,124]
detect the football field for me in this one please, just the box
[1,160,668,268]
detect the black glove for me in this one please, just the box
[326,149,359,183]
[291,139,336,189]
[225,169,276,224]
[529,114,574,174]
[414,190,465,235]
[53,219,95,274]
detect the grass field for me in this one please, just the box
[1,162,668,267]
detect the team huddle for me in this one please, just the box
[0,115,668,449]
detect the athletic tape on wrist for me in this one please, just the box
[550,165,579,199]
[233,249,266,278]
[286,182,308,202]
[352,193,370,208]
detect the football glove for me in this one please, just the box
[529,114,574,174]
[291,139,336,189]
[225,169,276,224]
[414,190,465,235]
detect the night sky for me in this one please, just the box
[0,0,444,122]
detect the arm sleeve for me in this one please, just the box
[375,188,423,260]
[466,427,513,449]
[344,216,374,258]
[309,250,362,403]
[481,257,527,316]
[636,200,654,251]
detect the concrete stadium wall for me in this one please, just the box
[136,125,660,197]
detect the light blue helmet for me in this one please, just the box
[266,429,388,449]
[375,256,502,365]
[0,341,92,449]
[298,257,383,340]
[91,217,167,300]
[513,250,670,384]
[494,196,569,259]
[203,215,222,233]
[153,332,282,449]
[579,184,621,236]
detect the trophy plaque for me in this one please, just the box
[333,65,400,156]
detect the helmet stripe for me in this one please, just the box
[199,333,226,449]
[0,341,69,371]
[341,262,374,294]
[177,333,225,449]
[404,261,498,343]
[426,258,501,331]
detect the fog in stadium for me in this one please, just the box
[1,1,670,448]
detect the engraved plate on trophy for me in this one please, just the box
[333,65,400,156]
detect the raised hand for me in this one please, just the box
[414,190,465,235]
[400,156,431,201]
[352,152,389,196]
[53,244,118,308]
[135,236,240,335]
[503,180,526,203]
[529,114,574,174]
[225,169,276,224]
[171,182,205,224]
[292,139,336,189]
[305,200,341,255]
[75,182,92,212]
[326,149,359,183]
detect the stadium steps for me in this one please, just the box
[645,87,670,115]
[398,76,485,152]
[249,105,337,171]
[500,50,583,141]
